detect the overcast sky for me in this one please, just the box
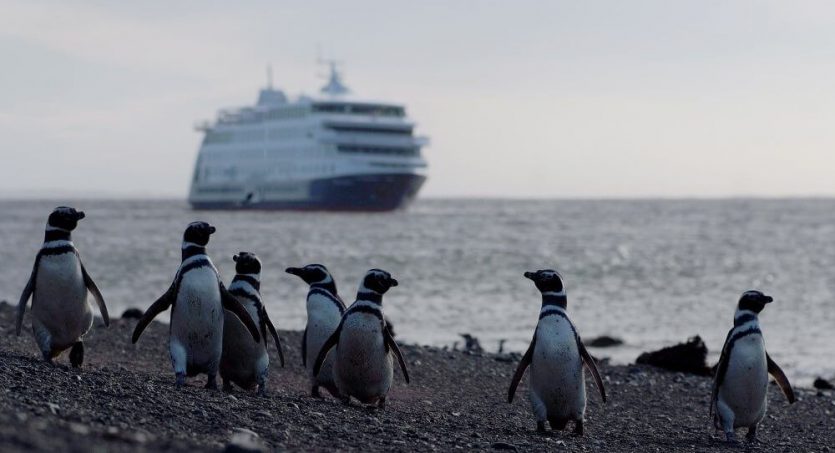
[2,1,835,198]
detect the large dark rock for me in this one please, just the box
[121,308,144,320]
[635,336,712,376]
[587,336,624,348]
[813,377,834,390]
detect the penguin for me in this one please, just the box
[219,252,285,396]
[285,264,346,398]
[16,206,110,367]
[131,221,261,389]
[313,269,410,408]
[710,290,796,444]
[507,270,606,436]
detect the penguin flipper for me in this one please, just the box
[301,326,308,367]
[578,340,607,403]
[220,284,261,343]
[766,352,796,404]
[710,330,734,417]
[80,260,109,327]
[384,325,410,384]
[16,257,39,336]
[507,333,536,403]
[132,284,175,343]
[260,306,285,367]
[313,321,342,377]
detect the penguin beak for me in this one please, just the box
[523,271,535,280]
[285,267,302,276]
[208,225,216,234]
[389,278,399,287]
[76,211,86,220]
[763,295,773,303]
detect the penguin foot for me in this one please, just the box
[222,379,233,393]
[745,425,759,444]
[175,373,186,388]
[257,385,268,397]
[724,431,740,447]
[536,421,547,434]
[69,342,84,368]
[311,385,322,398]
[377,397,386,410]
[204,376,218,390]
[572,420,584,437]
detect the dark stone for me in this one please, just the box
[635,336,712,376]
[121,308,144,320]
[587,336,624,347]
[814,377,834,390]
[223,428,266,453]
[491,442,518,451]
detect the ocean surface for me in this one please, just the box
[1,199,833,386]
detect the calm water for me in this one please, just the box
[1,199,833,385]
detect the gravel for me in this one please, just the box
[0,302,832,452]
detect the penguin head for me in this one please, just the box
[47,206,85,231]
[285,264,332,285]
[524,269,565,294]
[183,221,216,246]
[361,269,398,294]
[738,290,773,313]
[233,252,261,275]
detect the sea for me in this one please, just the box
[1,199,833,386]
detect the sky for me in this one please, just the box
[2,1,835,198]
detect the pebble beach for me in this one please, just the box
[1,303,832,452]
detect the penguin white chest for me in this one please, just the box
[305,294,343,373]
[32,253,91,344]
[172,267,224,362]
[529,318,585,421]
[334,314,392,401]
[720,334,768,425]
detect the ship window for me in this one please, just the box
[337,145,418,156]
[313,103,404,117]
[326,125,412,135]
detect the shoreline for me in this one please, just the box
[1,304,833,452]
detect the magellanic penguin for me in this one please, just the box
[285,264,346,398]
[16,206,110,367]
[220,252,284,396]
[313,269,410,408]
[710,290,796,444]
[507,270,606,436]
[131,222,261,389]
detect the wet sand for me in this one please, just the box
[0,302,832,452]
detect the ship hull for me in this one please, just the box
[189,173,426,212]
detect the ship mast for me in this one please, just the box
[319,59,349,96]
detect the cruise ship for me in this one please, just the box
[188,64,428,211]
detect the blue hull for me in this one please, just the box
[190,173,426,212]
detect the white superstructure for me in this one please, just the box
[188,63,428,211]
